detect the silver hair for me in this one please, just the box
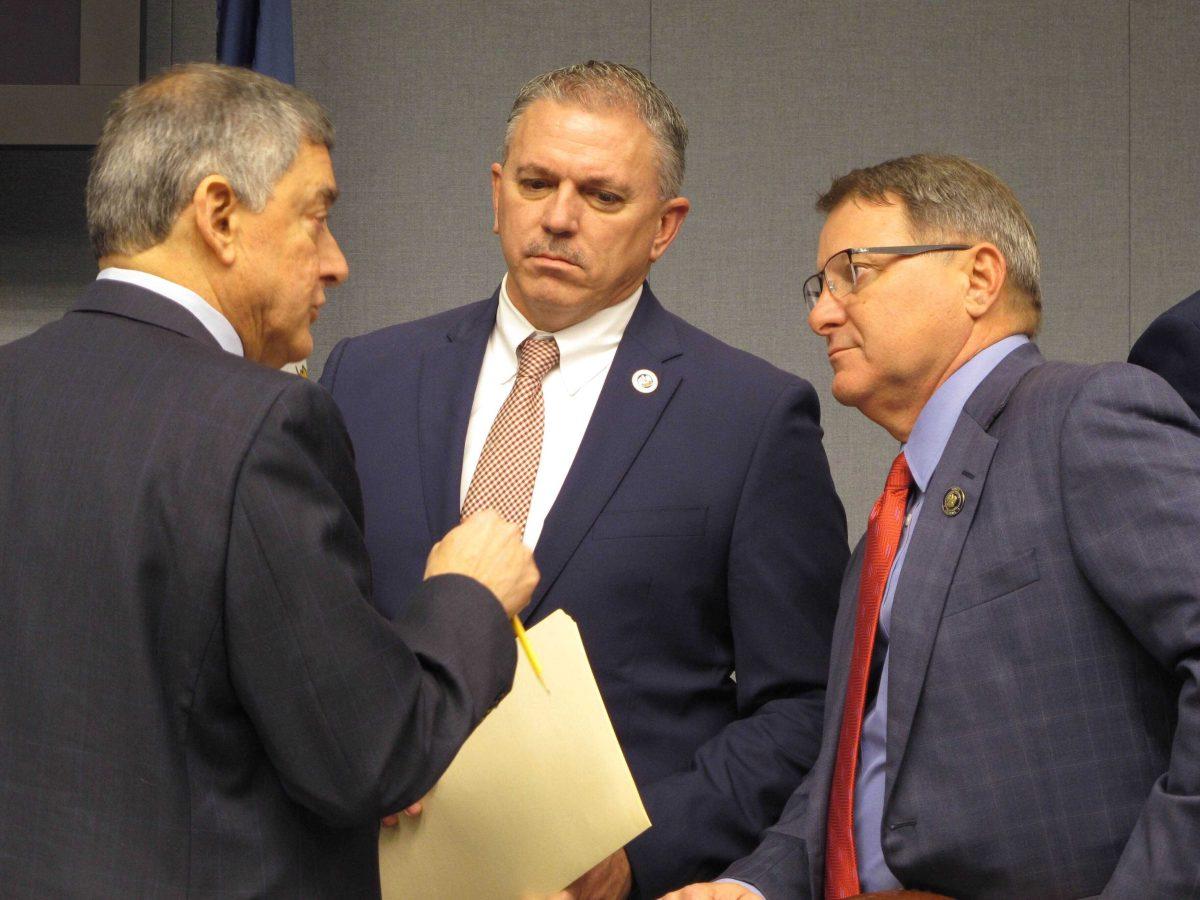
[817,153,1042,330]
[503,60,688,200]
[86,63,334,259]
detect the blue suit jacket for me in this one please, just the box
[724,344,1200,898]
[1129,289,1200,419]
[321,285,848,896]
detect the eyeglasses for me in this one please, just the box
[802,244,971,311]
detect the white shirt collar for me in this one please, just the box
[97,267,244,357]
[493,274,641,396]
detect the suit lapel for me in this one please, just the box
[522,285,683,624]
[417,296,495,541]
[883,343,1044,808]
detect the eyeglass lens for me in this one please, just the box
[804,250,855,310]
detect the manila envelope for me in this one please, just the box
[379,610,650,900]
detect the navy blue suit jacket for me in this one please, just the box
[321,285,848,896]
[1129,289,1200,418]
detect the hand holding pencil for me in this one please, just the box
[425,510,539,620]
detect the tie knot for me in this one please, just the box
[885,451,912,494]
[516,336,559,382]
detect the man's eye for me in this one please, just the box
[590,190,623,208]
[849,262,871,280]
[521,179,550,191]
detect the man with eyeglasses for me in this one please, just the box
[664,154,1200,898]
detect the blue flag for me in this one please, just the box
[217,0,295,84]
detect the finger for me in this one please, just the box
[403,801,422,817]
[380,814,400,827]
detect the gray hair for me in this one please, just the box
[817,154,1042,329]
[86,62,334,259]
[503,60,688,200]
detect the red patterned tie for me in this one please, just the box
[825,452,911,898]
[461,336,559,530]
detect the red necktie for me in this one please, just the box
[825,452,911,898]
[461,336,559,530]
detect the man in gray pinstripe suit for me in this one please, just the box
[0,64,537,896]
[672,155,1200,898]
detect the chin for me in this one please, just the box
[830,374,870,411]
[283,335,314,365]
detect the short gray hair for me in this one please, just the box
[503,60,688,200]
[86,62,334,259]
[818,154,1042,329]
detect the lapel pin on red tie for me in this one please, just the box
[631,369,658,394]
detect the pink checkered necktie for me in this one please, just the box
[461,336,560,531]
[825,451,911,899]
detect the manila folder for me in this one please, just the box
[378,609,651,899]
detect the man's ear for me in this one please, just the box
[648,196,690,262]
[963,242,1007,319]
[191,175,240,266]
[490,163,503,235]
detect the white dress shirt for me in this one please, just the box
[97,267,244,356]
[459,276,641,549]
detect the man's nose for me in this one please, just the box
[321,228,349,285]
[808,286,844,337]
[541,184,581,235]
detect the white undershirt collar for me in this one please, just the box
[97,267,244,357]
[491,274,641,397]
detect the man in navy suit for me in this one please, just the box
[320,61,848,898]
[1129,289,1200,418]
[669,155,1200,898]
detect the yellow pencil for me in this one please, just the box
[511,616,548,691]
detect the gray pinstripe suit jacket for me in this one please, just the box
[724,343,1200,898]
[0,280,515,896]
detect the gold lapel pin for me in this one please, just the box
[942,486,966,517]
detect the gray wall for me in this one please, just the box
[3,0,1198,539]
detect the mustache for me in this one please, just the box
[524,241,586,268]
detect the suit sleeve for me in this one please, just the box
[624,380,847,897]
[1128,312,1200,420]
[223,379,516,826]
[717,767,816,899]
[1058,366,1200,896]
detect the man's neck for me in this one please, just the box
[873,323,1027,442]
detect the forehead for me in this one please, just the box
[274,141,338,204]
[817,194,913,261]
[507,98,656,181]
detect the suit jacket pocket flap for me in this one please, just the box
[944,547,1040,617]
[592,506,708,539]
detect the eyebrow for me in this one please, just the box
[317,185,340,206]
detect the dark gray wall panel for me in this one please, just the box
[0,0,214,346]
[294,0,650,369]
[1131,0,1200,339]
[651,0,1129,538]
[0,149,94,345]
[171,0,217,67]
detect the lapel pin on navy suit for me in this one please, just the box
[631,369,658,393]
[942,486,966,516]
